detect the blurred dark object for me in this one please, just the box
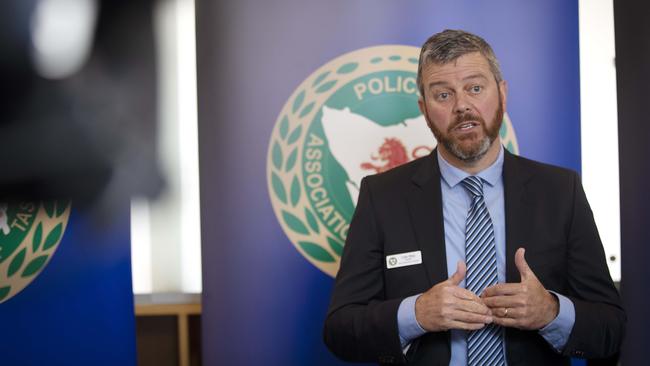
[0,0,163,216]
[0,1,37,115]
[615,1,650,365]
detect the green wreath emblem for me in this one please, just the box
[267,46,518,277]
[0,201,70,303]
[268,63,358,264]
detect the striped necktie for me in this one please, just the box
[461,176,504,366]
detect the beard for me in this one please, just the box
[429,99,504,163]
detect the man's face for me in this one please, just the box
[418,52,507,163]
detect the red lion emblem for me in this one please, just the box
[361,138,432,174]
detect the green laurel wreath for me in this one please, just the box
[268,62,362,264]
[0,201,69,302]
[268,52,517,268]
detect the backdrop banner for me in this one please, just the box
[197,1,580,364]
[0,203,136,366]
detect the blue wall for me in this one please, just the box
[196,1,580,364]
[0,208,136,366]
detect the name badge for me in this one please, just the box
[386,250,422,269]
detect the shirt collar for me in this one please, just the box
[437,144,504,188]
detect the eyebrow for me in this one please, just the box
[462,73,489,82]
[427,73,490,90]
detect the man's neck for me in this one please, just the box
[438,139,502,175]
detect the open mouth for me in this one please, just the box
[454,122,479,131]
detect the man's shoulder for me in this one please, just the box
[507,152,579,185]
[363,154,432,188]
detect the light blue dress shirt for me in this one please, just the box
[397,145,576,364]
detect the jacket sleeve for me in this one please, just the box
[323,177,407,364]
[561,172,626,358]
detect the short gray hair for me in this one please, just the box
[417,29,503,97]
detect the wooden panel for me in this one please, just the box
[135,302,202,366]
[136,316,178,366]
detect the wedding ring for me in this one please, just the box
[503,308,509,317]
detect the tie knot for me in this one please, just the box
[461,176,484,197]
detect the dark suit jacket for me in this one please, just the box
[323,149,625,366]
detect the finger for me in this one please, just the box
[450,309,494,324]
[454,298,492,315]
[451,286,484,302]
[482,283,523,297]
[502,307,523,318]
[488,306,522,318]
[492,316,520,328]
[515,248,531,281]
[448,260,466,286]
[482,295,524,309]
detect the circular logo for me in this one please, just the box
[0,201,70,303]
[267,45,518,277]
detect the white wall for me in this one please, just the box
[579,0,620,281]
[131,0,201,294]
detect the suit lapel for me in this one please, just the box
[408,151,448,287]
[503,150,534,282]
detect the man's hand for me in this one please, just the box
[415,261,493,332]
[481,248,559,330]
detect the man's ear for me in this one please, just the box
[418,97,432,128]
[498,80,508,111]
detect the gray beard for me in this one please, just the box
[443,135,492,163]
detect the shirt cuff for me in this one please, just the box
[397,294,427,350]
[538,291,576,352]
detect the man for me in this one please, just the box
[323,30,625,365]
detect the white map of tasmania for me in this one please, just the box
[321,106,437,205]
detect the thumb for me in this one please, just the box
[448,260,466,286]
[515,248,532,281]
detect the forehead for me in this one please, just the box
[421,52,492,85]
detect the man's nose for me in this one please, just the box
[453,94,471,113]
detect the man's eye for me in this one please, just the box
[470,85,482,93]
[437,92,449,100]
